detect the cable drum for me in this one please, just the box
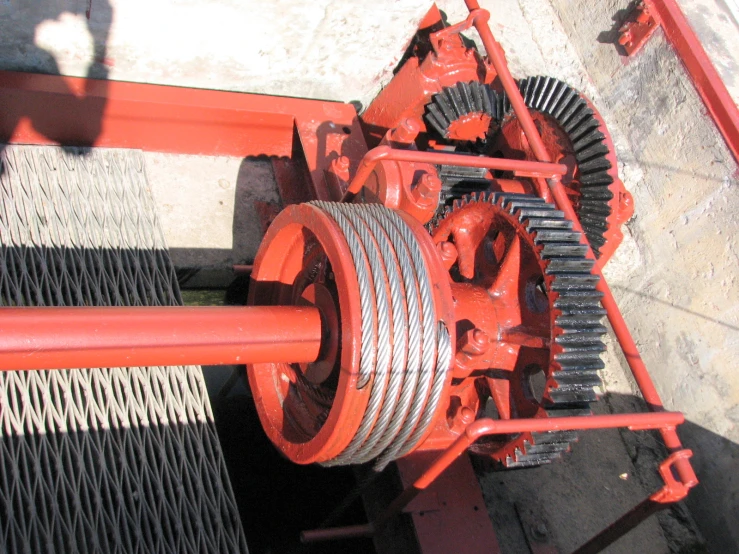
[310,202,453,470]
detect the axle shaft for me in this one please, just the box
[0,306,322,370]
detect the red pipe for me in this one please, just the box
[0,306,322,370]
[343,145,566,199]
[462,1,558,206]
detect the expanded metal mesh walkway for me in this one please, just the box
[0,145,248,553]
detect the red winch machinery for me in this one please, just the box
[0,1,702,552]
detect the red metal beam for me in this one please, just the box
[0,70,367,201]
[645,0,739,164]
[0,306,321,370]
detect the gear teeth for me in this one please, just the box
[526,218,574,231]
[572,127,605,150]
[549,389,598,404]
[507,449,563,467]
[531,430,579,444]
[431,192,605,469]
[541,244,590,258]
[523,441,571,455]
[580,187,614,201]
[497,76,622,257]
[551,275,600,292]
[424,82,502,140]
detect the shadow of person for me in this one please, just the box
[0,0,113,174]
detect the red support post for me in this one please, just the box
[0,306,322,370]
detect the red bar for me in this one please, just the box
[647,0,739,164]
[343,145,566,198]
[0,70,366,202]
[460,4,556,201]
[0,306,321,370]
[301,412,685,542]
[411,413,684,489]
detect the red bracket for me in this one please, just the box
[653,449,697,503]
[618,1,659,56]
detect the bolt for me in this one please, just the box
[335,155,350,172]
[437,241,458,269]
[389,118,421,144]
[456,406,475,425]
[330,155,351,181]
[461,328,490,356]
[531,522,549,541]
[415,173,442,199]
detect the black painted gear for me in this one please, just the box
[499,76,615,257]
[424,81,503,140]
[430,192,606,468]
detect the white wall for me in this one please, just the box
[0,0,432,108]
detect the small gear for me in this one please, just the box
[430,192,606,468]
[424,81,503,142]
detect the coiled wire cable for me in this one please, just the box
[308,202,452,470]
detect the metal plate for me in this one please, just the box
[0,145,248,553]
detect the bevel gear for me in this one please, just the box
[497,76,618,257]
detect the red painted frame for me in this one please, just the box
[0,70,367,201]
[0,1,702,549]
[303,2,698,552]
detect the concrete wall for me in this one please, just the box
[0,0,433,109]
[545,0,739,550]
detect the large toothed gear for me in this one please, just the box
[497,76,620,258]
[430,192,606,468]
[424,77,631,261]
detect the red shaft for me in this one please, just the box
[0,306,322,370]
[343,145,566,198]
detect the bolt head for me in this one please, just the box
[460,328,490,355]
[389,118,421,144]
[437,241,458,265]
[335,155,350,170]
[416,173,442,198]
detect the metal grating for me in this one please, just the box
[0,146,248,553]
